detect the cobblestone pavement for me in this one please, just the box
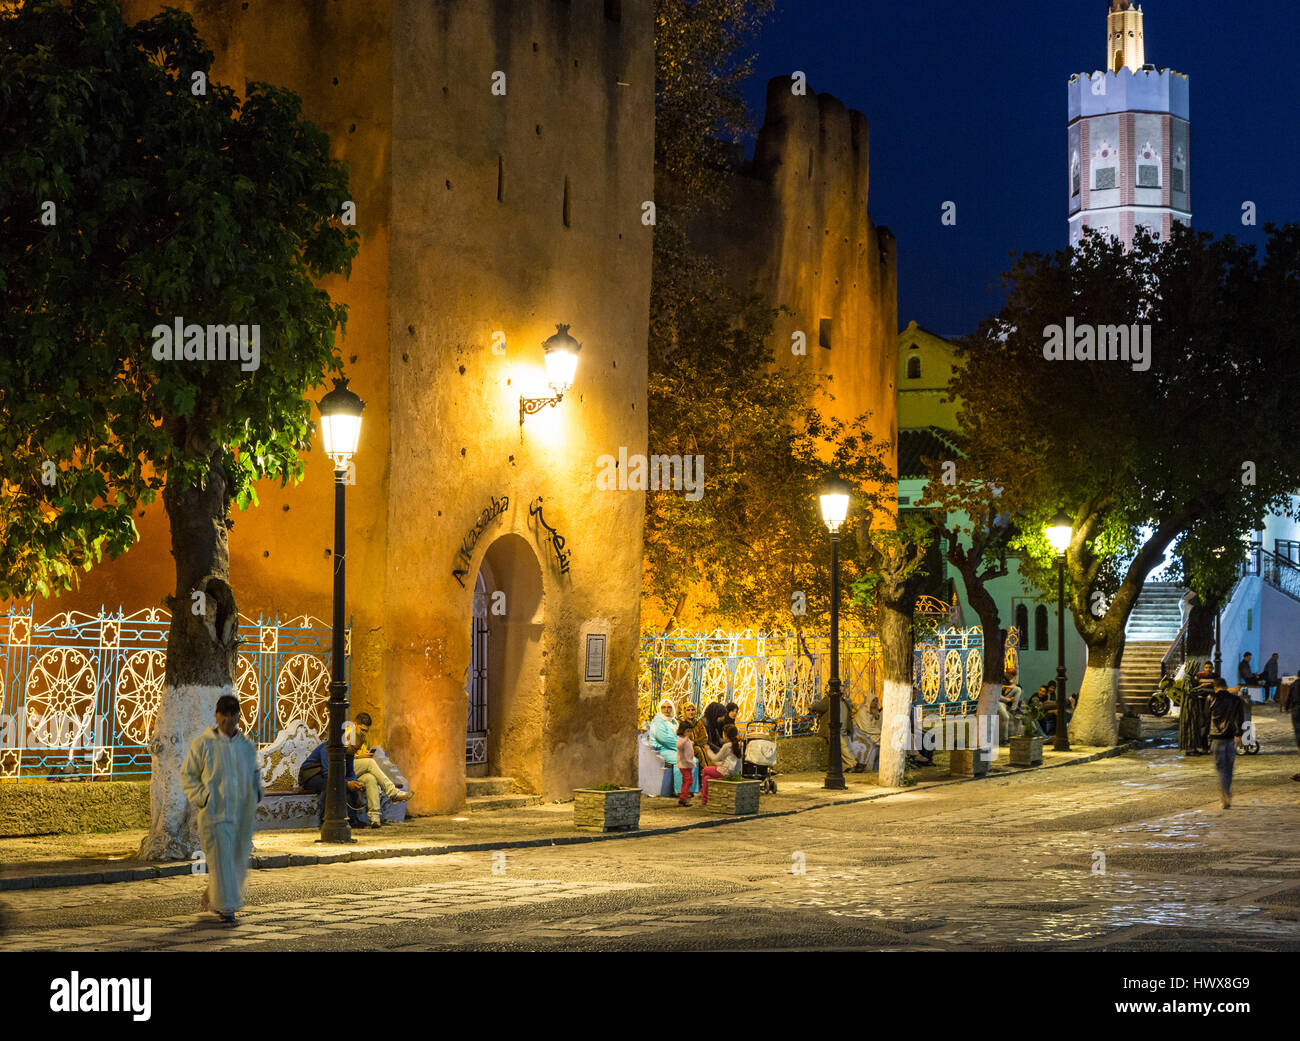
[3,719,1299,951]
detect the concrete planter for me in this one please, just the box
[704,778,760,815]
[573,787,642,832]
[1009,735,1043,767]
[948,748,991,778]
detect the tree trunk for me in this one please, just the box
[1067,510,1190,748]
[1072,638,1122,746]
[1186,599,1216,659]
[137,452,240,862]
[877,598,913,787]
[961,577,1005,766]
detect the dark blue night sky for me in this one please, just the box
[741,0,1300,338]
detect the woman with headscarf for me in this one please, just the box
[852,696,882,772]
[648,698,679,769]
[703,700,737,751]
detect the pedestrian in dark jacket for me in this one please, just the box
[1208,678,1245,809]
[1282,677,1300,783]
[1262,653,1280,701]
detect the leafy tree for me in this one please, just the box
[646,0,901,638]
[0,0,358,858]
[643,275,894,632]
[951,224,1300,745]
[920,460,1017,741]
[654,0,773,213]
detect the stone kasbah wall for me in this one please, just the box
[6,0,653,814]
[694,76,898,494]
[382,0,654,806]
[659,77,900,632]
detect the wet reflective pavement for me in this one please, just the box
[3,714,1298,950]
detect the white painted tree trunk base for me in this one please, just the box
[976,680,1003,765]
[137,684,225,862]
[879,678,912,787]
[1072,665,1119,746]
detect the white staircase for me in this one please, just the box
[1120,582,1185,711]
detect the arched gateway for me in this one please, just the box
[465,534,545,793]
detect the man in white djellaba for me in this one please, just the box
[181,693,264,923]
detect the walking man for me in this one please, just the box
[181,694,264,923]
[1207,677,1245,809]
[1282,676,1300,782]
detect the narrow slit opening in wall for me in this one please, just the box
[563,176,571,228]
[604,0,621,22]
[497,154,504,203]
[818,317,832,349]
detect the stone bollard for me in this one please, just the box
[1118,712,1142,740]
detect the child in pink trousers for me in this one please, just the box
[676,721,696,805]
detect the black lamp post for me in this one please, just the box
[1045,512,1073,751]
[1211,545,1226,677]
[317,376,365,844]
[820,476,851,791]
[1214,610,1223,678]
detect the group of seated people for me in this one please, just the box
[998,669,1076,739]
[647,698,748,806]
[296,712,411,828]
[649,694,887,796]
[810,691,886,771]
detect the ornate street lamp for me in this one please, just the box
[519,324,582,424]
[820,476,851,791]
[317,376,365,844]
[1045,512,1073,751]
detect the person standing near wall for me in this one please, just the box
[1261,653,1280,702]
[181,694,264,924]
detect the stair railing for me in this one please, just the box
[1160,617,1189,680]
[1241,543,1300,603]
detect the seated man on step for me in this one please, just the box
[349,715,412,827]
[298,731,369,828]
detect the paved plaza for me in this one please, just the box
[3,716,1299,952]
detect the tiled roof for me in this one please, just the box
[897,427,963,479]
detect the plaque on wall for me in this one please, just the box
[584,634,607,683]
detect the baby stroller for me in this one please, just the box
[741,721,779,794]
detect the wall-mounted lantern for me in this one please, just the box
[520,324,582,425]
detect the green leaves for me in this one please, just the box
[948,223,1300,642]
[0,0,358,599]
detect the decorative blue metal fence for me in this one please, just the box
[638,624,985,733]
[911,625,985,718]
[0,606,349,782]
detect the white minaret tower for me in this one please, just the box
[1107,0,1145,73]
[1068,1,1190,249]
